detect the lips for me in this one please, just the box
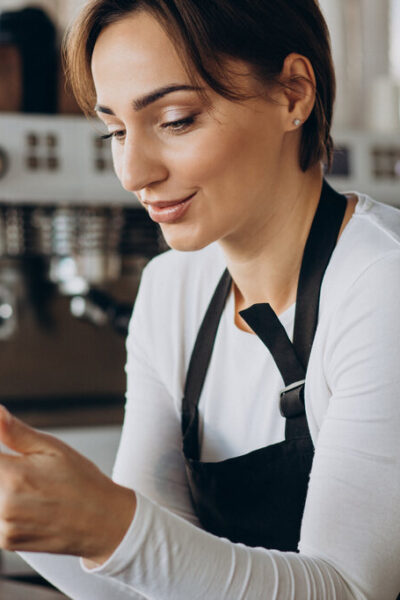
[145,193,196,224]
[147,197,190,208]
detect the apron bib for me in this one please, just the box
[181,180,347,551]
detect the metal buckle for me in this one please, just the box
[279,379,306,418]
[280,379,305,396]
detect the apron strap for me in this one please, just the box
[182,180,347,451]
[240,180,347,439]
[182,268,231,444]
[238,303,304,385]
[293,179,348,369]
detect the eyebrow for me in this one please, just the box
[94,84,202,115]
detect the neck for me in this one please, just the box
[218,165,323,327]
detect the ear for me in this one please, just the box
[278,53,317,131]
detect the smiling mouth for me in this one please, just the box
[145,193,196,224]
[144,193,196,208]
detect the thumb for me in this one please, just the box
[0,405,57,455]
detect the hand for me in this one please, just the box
[0,406,136,565]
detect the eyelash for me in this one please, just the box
[100,115,197,142]
[160,115,197,132]
[100,131,124,141]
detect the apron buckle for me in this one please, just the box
[280,380,306,418]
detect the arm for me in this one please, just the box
[17,554,148,600]
[110,280,201,527]
[83,253,400,599]
[7,252,400,599]
[299,251,400,598]
[15,262,199,599]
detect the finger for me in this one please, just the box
[0,406,61,455]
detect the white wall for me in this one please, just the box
[319,0,393,129]
[390,0,400,80]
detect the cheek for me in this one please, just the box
[171,127,262,190]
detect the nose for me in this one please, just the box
[116,133,168,194]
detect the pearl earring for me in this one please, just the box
[293,119,302,126]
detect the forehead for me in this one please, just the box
[91,11,191,100]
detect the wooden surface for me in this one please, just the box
[0,578,67,599]
[7,402,124,429]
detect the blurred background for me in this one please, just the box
[0,0,399,594]
[0,0,164,429]
[0,1,164,592]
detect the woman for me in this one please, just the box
[0,1,399,598]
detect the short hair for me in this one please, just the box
[64,0,336,171]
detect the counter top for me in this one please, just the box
[3,395,124,428]
[0,552,68,598]
[0,578,67,599]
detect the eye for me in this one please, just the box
[100,130,126,142]
[160,115,197,133]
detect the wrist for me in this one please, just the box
[84,484,137,567]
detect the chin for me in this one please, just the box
[160,224,215,253]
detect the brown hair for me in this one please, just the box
[64,0,336,171]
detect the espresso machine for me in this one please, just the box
[0,112,162,426]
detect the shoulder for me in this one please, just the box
[345,192,400,252]
[318,192,400,380]
[319,192,400,320]
[128,243,228,399]
[356,193,400,242]
[307,193,400,434]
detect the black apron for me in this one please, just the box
[181,180,347,552]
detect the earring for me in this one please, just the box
[293,118,302,126]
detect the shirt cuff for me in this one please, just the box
[80,491,151,577]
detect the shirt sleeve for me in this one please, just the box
[83,251,400,600]
[110,264,201,527]
[299,250,400,598]
[17,553,147,600]
[18,261,195,600]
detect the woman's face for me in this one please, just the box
[92,11,292,251]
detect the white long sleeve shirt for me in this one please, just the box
[21,192,400,600]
